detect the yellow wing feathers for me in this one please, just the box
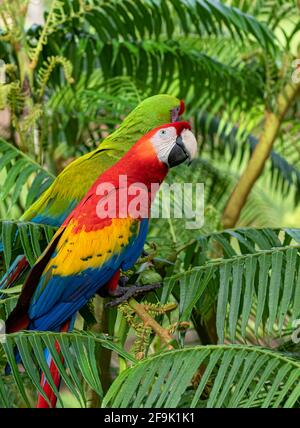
[47,218,137,276]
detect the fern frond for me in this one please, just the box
[0,138,54,217]
[86,0,276,51]
[37,56,74,98]
[28,0,93,69]
[19,104,43,135]
[102,345,300,408]
[162,228,300,343]
[228,0,299,34]
[3,81,24,115]
[0,220,56,269]
[0,330,135,408]
[95,39,263,106]
[0,295,18,320]
[197,112,300,204]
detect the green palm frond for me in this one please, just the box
[162,228,300,342]
[229,0,299,34]
[101,39,262,104]
[0,330,135,408]
[89,0,275,50]
[46,74,144,151]
[192,157,293,227]
[48,36,264,108]
[196,227,300,257]
[0,139,54,217]
[37,56,74,98]
[28,0,92,68]
[0,295,18,320]
[0,220,56,270]
[102,345,300,408]
[197,112,300,205]
[37,0,275,121]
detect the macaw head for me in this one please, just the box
[95,122,198,190]
[102,94,186,150]
[120,94,185,133]
[149,121,198,168]
[131,94,185,124]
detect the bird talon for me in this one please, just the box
[97,275,129,297]
[105,283,162,308]
[118,275,129,288]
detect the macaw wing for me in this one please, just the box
[5,227,65,333]
[27,217,148,331]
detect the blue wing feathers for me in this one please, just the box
[27,219,149,332]
[121,219,149,270]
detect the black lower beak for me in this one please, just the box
[167,135,190,168]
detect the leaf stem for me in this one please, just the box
[128,298,174,350]
[222,81,300,228]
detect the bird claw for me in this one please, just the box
[97,275,129,298]
[105,283,162,308]
[118,275,129,288]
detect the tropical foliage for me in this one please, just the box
[0,0,299,408]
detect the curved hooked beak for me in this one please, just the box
[167,129,198,168]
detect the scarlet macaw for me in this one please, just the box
[0,95,185,292]
[5,121,198,407]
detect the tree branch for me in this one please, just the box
[222,81,300,229]
[128,298,174,350]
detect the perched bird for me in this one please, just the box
[0,94,185,292]
[5,121,198,408]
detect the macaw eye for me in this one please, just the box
[159,129,167,137]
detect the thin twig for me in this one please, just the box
[128,298,174,350]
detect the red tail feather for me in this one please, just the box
[36,319,71,409]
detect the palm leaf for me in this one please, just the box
[197,112,300,204]
[0,220,57,270]
[83,0,276,49]
[102,345,300,408]
[0,330,135,408]
[162,228,300,342]
[229,0,299,33]
[0,296,18,320]
[0,139,54,216]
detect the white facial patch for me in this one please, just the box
[150,126,178,164]
[181,129,198,161]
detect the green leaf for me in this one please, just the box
[165,228,300,342]
[0,331,134,408]
[1,221,17,269]
[0,138,54,214]
[103,345,300,408]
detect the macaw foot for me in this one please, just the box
[107,276,129,297]
[105,283,161,308]
[97,275,129,298]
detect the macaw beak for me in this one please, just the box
[167,129,198,168]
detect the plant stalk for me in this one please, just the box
[222,81,300,229]
[128,298,174,350]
